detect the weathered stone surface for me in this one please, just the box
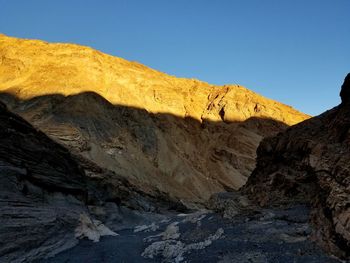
[0,35,308,125]
[0,34,309,205]
[207,192,251,219]
[44,203,340,263]
[243,74,350,259]
[0,101,185,262]
[0,91,291,207]
[0,101,89,262]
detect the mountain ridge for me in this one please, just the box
[0,33,309,124]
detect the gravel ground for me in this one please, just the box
[40,204,343,263]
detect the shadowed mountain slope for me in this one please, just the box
[243,74,350,259]
[0,92,289,207]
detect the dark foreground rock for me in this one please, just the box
[40,195,340,263]
[243,74,350,259]
[0,102,185,262]
[0,101,91,262]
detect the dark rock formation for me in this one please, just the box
[0,101,186,262]
[340,73,350,104]
[0,101,89,262]
[243,74,350,259]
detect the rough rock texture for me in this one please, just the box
[0,101,184,262]
[0,101,89,262]
[0,34,309,205]
[243,74,350,259]
[0,92,291,207]
[0,34,307,125]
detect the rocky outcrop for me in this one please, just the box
[340,73,350,104]
[0,101,185,262]
[0,34,309,205]
[0,101,90,262]
[243,74,350,259]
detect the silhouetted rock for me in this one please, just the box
[243,73,350,259]
[340,73,350,104]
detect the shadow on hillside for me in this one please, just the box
[0,91,341,263]
[0,91,290,204]
[0,91,289,135]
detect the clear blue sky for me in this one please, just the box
[0,0,349,115]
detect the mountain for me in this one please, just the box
[0,34,309,206]
[243,74,350,259]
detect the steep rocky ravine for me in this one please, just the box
[0,34,344,262]
[0,34,309,205]
[1,94,339,263]
[243,73,350,259]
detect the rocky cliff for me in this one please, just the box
[243,74,350,259]
[0,34,309,206]
[0,101,184,262]
[0,100,91,262]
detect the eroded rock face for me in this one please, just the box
[0,92,291,207]
[243,74,350,259]
[0,34,308,126]
[0,101,89,262]
[0,102,185,262]
[0,34,309,205]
